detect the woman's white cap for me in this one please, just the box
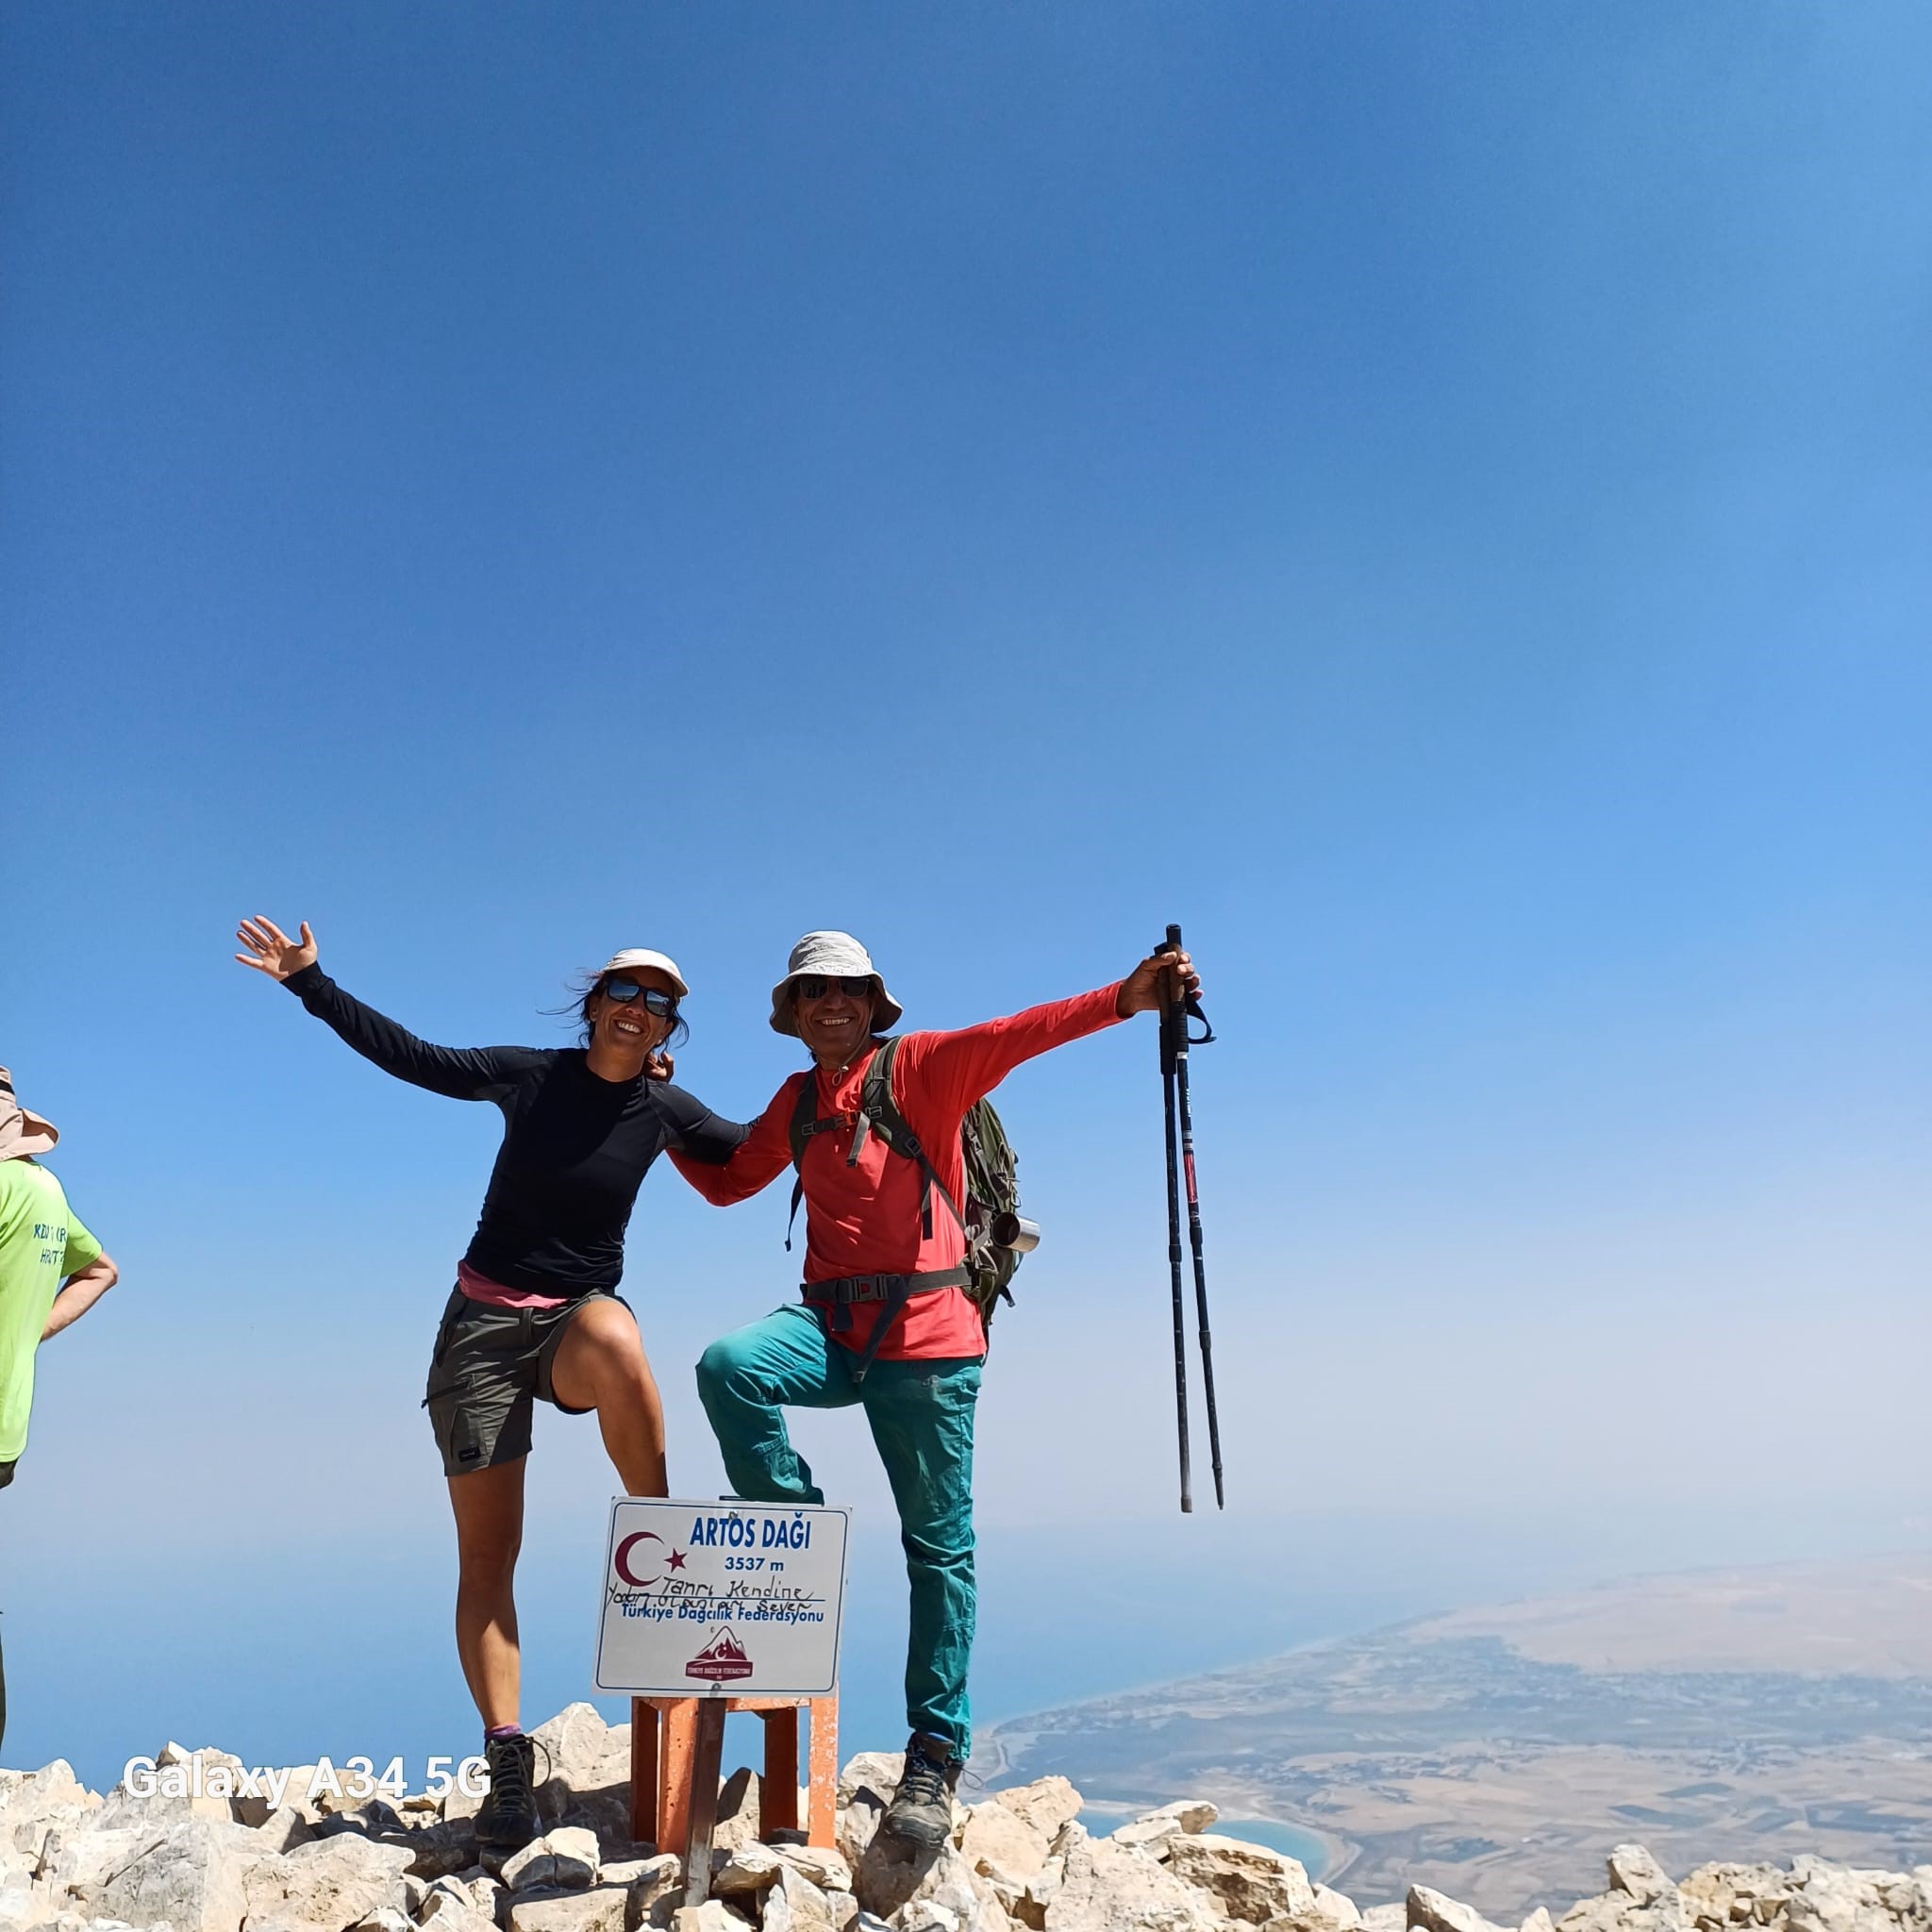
[770,931,904,1036]
[597,949,690,998]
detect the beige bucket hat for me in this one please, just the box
[0,1066,59,1161]
[769,931,904,1037]
[596,948,690,998]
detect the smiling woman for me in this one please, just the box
[229,916,749,1850]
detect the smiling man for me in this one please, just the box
[670,929,1200,1847]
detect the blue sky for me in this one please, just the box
[5,5,1929,1782]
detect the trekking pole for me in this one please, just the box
[1162,923,1224,1510]
[1160,956,1192,1514]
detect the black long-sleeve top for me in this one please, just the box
[283,963,747,1298]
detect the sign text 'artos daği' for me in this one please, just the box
[592,1497,851,1698]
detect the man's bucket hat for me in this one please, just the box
[596,949,690,998]
[0,1066,59,1161]
[770,931,904,1037]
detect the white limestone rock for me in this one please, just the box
[508,1882,634,1932]
[242,1829,415,1928]
[840,1757,906,1811]
[1041,1829,1222,1932]
[1410,1886,1511,1932]
[763,1863,841,1932]
[93,1816,249,1932]
[504,1825,603,1892]
[990,1782,1081,1843]
[1108,1817,1183,1856]
[1164,1833,1316,1925]
[1610,1849,1676,1909]
[1147,1801,1220,1837]
[960,1804,1052,1884]
[671,1903,744,1932]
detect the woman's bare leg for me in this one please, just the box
[549,1297,670,1496]
[447,1458,526,1728]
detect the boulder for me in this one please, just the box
[252,1805,316,1856]
[504,1827,603,1891]
[1108,1817,1183,1857]
[242,1830,415,1928]
[1523,1911,1557,1932]
[991,1781,1081,1842]
[714,1769,766,1857]
[840,1790,887,1871]
[854,1832,985,1925]
[1308,1882,1365,1931]
[94,1817,249,1932]
[671,1904,745,1932]
[762,1863,841,1932]
[418,1884,502,1932]
[508,1883,634,1932]
[1146,1801,1220,1836]
[1165,1833,1316,1924]
[1360,1906,1407,1932]
[358,1910,414,1932]
[1042,1829,1222,1932]
[713,1842,785,1895]
[961,1804,1053,1883]
[841,1757,906,1810]
[1610,1849,1675,1908]
[1410,1887,1510,1932]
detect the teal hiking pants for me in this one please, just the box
[696,1305,982,1756]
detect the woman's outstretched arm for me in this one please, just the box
[234,914,533,1102]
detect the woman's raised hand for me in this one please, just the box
[234,915,318,981]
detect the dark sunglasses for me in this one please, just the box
[794,974,874,1000]
[602,978,679,1018]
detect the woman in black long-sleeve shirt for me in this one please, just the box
[235,914,745,1846]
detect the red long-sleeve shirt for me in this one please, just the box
[670,985,1127,1360]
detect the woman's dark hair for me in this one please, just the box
[548,971,691,1053]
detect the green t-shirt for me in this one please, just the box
[0,1158,102,1462]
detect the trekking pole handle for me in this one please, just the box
[1158,924,1215,1044]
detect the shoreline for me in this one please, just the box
[975,1726,1357,1890]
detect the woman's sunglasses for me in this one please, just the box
[602,979,679,1018]
[794,974,874,1000]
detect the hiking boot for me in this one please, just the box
[883,1732,962,1848]
[475,1732,540,1849]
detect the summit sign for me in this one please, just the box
[592,1497,851,1698]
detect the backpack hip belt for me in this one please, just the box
[800,1265,973,1381]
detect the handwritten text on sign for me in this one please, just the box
[592,1498,851,1697]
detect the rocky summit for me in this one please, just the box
[4,1705,1929,1932]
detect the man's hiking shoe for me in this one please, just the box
[883,1733,962,1848]
[475,1732,540,1849]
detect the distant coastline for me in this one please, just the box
[976,1699,1355,1887]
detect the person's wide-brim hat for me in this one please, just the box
[0,1065,58,1161]
[770,931,904,1037]
[597,949,690,998]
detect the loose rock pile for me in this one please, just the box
[4,1706,1929,1932]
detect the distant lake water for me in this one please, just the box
[1075,1804,1335,1881]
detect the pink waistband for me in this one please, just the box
[458,1260,568,1311]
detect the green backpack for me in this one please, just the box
[787,1037,1028,1337]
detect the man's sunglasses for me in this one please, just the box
[794,974,874,1000]
[602,979,679,1018]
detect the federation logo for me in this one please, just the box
[686,1628,754,1683]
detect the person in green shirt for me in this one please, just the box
[0,1066,119,1751]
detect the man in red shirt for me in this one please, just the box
[673,930,1201,1847]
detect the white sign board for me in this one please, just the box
[593,1497,851,1698]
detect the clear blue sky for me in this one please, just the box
[5,4,1929,1783]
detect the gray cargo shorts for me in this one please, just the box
[423,1285,631,1477]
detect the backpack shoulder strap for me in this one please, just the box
[785,1068,847,1252]
[849,1037,964,1241]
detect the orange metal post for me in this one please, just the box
[760,1707,801,1837]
